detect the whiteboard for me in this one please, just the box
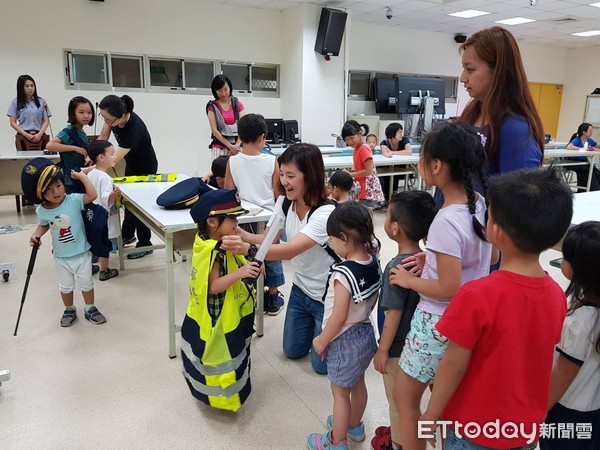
[584,95,600,126]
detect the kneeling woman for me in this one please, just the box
[222,143,336,374]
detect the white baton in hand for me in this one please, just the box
[243,214,285,283]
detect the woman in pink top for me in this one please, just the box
[206,75,246,160]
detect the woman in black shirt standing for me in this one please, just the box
[98,95,158,259]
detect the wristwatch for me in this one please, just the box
[247,243,258,259]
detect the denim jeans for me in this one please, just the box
[445,428,537,450]
[282,284,327,374]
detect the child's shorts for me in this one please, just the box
[54,252,94,293]
[327,322,377,388]
[399,307,448,385]
[264,259,285,287]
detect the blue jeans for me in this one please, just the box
[282,284,327,374]
[445,428,537,450]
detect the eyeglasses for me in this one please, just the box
[99,112,117,126]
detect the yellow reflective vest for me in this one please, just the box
[181,234,255,412]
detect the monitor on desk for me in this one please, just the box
[374,78,397,114]
[283,120,299,144]
[266,118,284,144]
[395,76,445,115]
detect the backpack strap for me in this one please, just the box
[231,96,239,121]
[64,126,88,149]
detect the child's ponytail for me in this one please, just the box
[341,120,369,140]
[422,121,488,241]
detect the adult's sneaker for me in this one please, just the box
[122,236,137,247]
[99,268,119,281]
[60,307,77,327]
[326,414,365,442]
[84,306,107,324]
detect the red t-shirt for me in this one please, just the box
[436,270,566,449]
[352,144,372,200]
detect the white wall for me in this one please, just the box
[348,21,573,138]
[557,46,600,141]
[1,0,283,175]
[300,4,347,144]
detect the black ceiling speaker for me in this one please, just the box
[454,34,467,44]
[314,7,348,57]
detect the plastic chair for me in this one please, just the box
[14,134,50,213]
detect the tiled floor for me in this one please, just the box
[0,196,567,449]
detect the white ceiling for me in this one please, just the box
[198,0,600,48]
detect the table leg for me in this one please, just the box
[117,234,125,271]
[255,221,265,337]
[256,274,264,337]
[586,155,596,192]
[166,234,177,358]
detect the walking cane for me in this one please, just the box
[14,239,40,336]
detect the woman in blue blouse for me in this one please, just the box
[566,122,600,191]
[459,27,544,180]
[7,75,51,149]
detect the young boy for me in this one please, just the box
[180,189,260,412]
[23,158,106,327]
[87,140,121,281]
[372,191,438,450]
[202,155,229,189]
[328,170,354,204]
[420,168,574,449]
[224,113,286,315]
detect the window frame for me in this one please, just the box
[63,49,280,98]
[108,53,145,92]
[64,50,110,90]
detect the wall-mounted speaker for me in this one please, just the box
[314,7,347,57]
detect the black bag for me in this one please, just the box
[82,202,112,258]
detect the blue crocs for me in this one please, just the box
[326,414,366,441]
[307,431,349,450]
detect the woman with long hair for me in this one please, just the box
[459,26,545,178]
[7,75,52,149]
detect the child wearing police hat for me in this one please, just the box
[22,157,107,327]
[180,189,260,412]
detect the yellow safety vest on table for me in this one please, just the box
[180,234,255,412]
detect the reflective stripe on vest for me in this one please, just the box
[181,337,250,377]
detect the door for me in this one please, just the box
[529,83,563,139]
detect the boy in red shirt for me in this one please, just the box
[420,168,574,450]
